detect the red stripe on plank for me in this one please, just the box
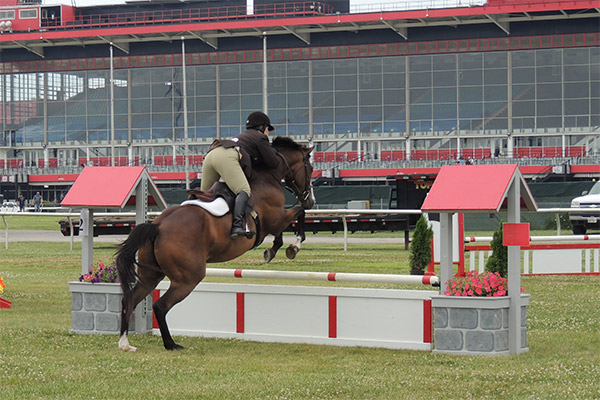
[328,296,337,338]
[423,300,432,343]
[236,293,245,333]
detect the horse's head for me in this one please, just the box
[273,137,315,210]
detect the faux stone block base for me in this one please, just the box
[69,282,152,334]
[431,294,529,355]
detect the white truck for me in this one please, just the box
[570,181,600,234]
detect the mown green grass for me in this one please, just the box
[1,214,66,231]
[1,240,599,399]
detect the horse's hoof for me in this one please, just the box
[118,344,137,352]
[166,344,185,351]
[264,249,274,264]
[118,334,137,352]
[285,245,299,259]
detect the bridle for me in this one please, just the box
[276,149,312,205]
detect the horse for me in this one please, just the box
[115,136,314,351]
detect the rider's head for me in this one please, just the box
[246,111,274,135]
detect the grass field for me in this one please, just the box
[1,214,67,231]
[1,235,599,400]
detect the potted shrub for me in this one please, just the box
[69,261,152,335]
[431,271,529,355]
[409,215,433,275]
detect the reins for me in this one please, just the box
[274,150,311,204]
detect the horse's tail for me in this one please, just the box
[115,222,160,316]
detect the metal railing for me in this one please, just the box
[2,207,599,251]
[2,154,599,177]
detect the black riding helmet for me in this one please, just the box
[246,111,275,132]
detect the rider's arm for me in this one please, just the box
[257,135,280,169]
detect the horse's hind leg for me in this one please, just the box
[119,268,164,352]
[153,280,201,350]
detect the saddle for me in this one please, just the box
[183,183,262,247]
[185,182,237,215]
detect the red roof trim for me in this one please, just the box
[519,165,553,174]
[28,174,80,183]
[339,168,441,178]
[4,0,595,42]
[28,171,198,183]
[571,165,600,174]
[23,164,600,183]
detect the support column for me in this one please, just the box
[308,60,314,147]
[262,32,268,114]
[80,208,94,275]
[507,51,513,158]
[507,178,522,354]
[109,43,115,167]
[127,69,133,166]
[216,66,221,140]
[135,176,148,226]
[43,73,48,164]
[405,60,411,161]
[457,213,465,277]
[439,212,454,294]
[181,37,190,190]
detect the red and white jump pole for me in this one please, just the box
[465,234,600,243]
[206,268,440,286]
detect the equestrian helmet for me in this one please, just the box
[246,111,274,131]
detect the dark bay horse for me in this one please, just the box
[116,137,314,351]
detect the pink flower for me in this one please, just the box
[444,271,510,297]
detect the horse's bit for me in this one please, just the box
[277,151,312,204]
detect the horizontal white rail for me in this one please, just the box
[206,268,439,286]
[537,208,600,214]
[305,209,421,215]
[467,248,600,274]
[466,234,600,243]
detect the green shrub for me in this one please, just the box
[485,221,508,277]
[409,215,433,273]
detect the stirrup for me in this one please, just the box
[231,222,256,239]
[231,228,255,239]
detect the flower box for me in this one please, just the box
[431,294,530,355]
[69,282,152,335]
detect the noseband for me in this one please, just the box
[277,150,312,203]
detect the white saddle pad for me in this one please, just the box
[180,197,230,217]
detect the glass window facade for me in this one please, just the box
[0,46,598,157]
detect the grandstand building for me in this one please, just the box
[0,0,598,202]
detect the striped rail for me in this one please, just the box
[206,268,440,286]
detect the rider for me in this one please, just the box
[201,111,280,238]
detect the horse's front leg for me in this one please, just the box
[285,208,306,260]
[264,233,284,263]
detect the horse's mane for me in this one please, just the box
[272,136,308,152]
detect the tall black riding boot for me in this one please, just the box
[231,192,256,239]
